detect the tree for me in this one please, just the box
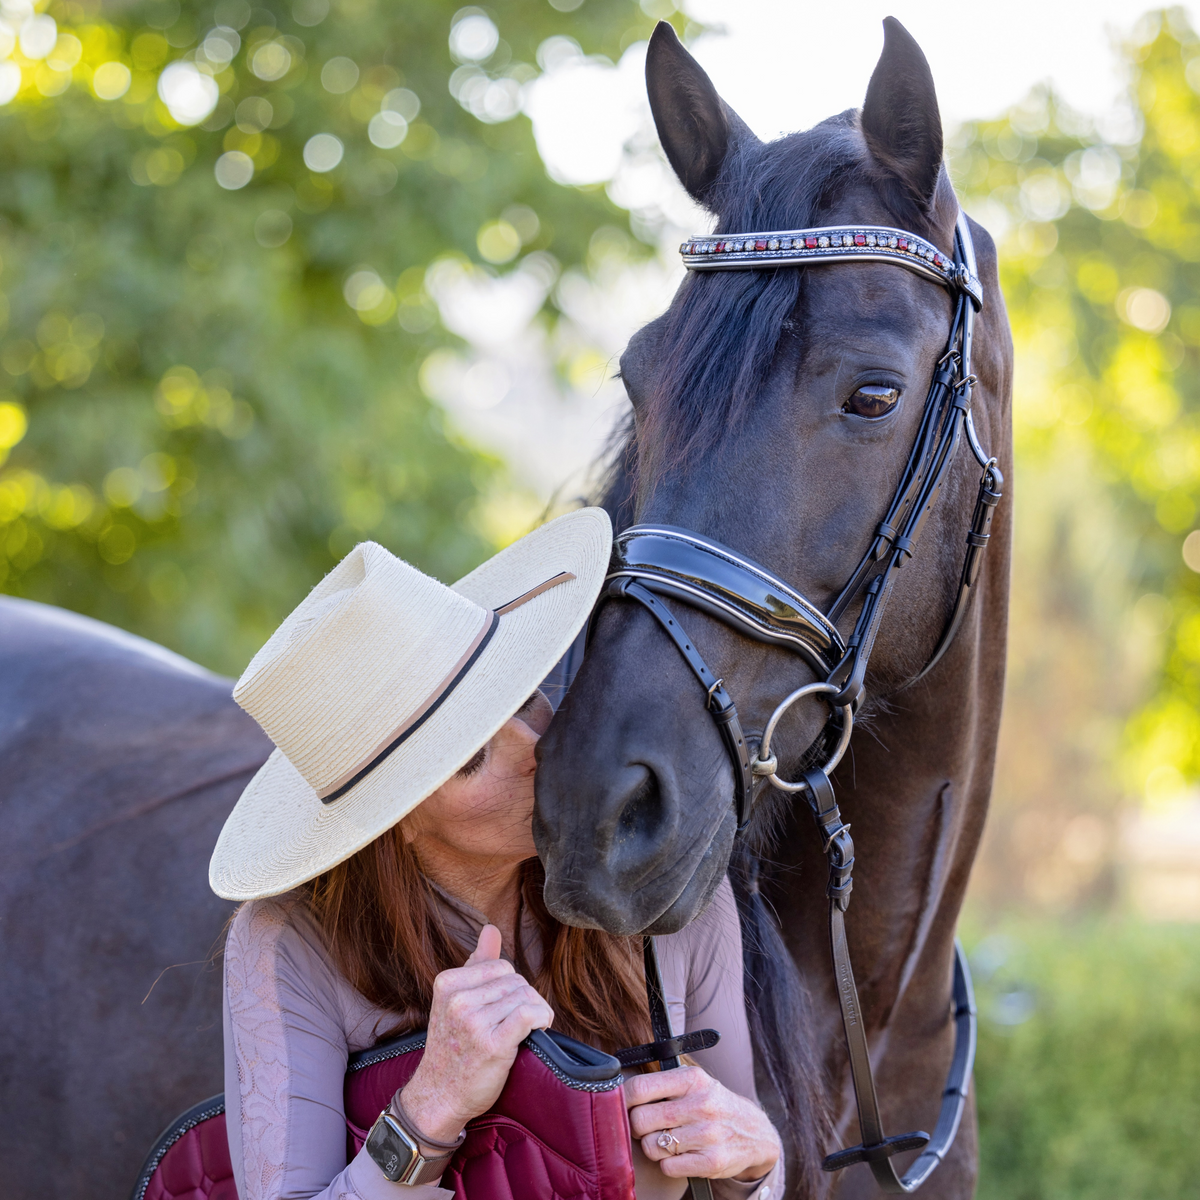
[946,9,1200,916]
[0,0,659,673]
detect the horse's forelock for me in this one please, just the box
[634,118,953,484]
[637,124,867,479]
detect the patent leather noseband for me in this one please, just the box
[602,525,847,831]
[590,208,995,1193]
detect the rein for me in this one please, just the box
[591,209,995,1192]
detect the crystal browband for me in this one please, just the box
[680,224,983,309]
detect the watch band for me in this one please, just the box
[390,1092,467,1153]
[365,1109,455,1186]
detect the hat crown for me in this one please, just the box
[234,542,491,794]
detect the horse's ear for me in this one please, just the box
[645,21,756,204]
[861,17,943,206]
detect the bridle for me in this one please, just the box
[591,209,1000,1192]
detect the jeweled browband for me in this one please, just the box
[679,224,983,309]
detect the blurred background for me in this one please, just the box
[0,0,1197,1193]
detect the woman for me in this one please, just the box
[210,509,783,1200]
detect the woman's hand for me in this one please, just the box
[398,925,553,1148]
[625,1065,782,1182]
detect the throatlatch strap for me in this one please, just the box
[643,938,715,1200]
[907,459,1003,687]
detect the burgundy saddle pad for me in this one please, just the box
[130,1030,635,1200]
[129,1095,237,1200]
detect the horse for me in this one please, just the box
[533,20,1012,1200]
[0,596,270,1199]
[0,19,1010,1200]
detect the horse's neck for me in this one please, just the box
[771,569,1006,1044]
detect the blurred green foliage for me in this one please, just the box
[0,0,657,674]
[970,918,1200,1199]
[950,9,1200,809]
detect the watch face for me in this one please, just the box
[366,1114,416,1183]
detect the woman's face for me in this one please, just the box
[403,690,554,866]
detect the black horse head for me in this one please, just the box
[535,18,1007,935]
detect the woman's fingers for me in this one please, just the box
[465,923,503,964]
[624,1064,701,1108]
[417,952,555,1131]
[435,955,514,995]
[629,1098,689,1140]
[466,983,552,1029]
[625,1065,707,1134]
[435,979,552,1054]
[439,970,535,1016]
[491,996,555,1042]
[429,957,515,1013]
[638,1122,748,1178]
[638,1122,713,1161]
[647,1146,725,1180]
[627,1067,782,1182]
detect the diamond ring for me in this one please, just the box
[656,1131,681,1154]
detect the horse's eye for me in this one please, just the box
[843,385,900,418]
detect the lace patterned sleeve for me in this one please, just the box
[223,898,452,1200]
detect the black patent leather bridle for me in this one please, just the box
[593,210,998,1193]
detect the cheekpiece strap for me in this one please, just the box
[680,225,983,311]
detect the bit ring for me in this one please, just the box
[749,682,854,793]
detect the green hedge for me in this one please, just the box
[971,920,1200,1199]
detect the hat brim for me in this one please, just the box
[208,507,612,901]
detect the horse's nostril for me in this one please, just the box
[615,767,667,849]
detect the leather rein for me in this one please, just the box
[591,210,996,1192]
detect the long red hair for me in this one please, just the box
[305,824,651,1052]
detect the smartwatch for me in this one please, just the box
[365,1108,454,1186]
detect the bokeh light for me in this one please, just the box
[303,132,343,172]
[383,88,420,121]
[1118,287,1172,334]
[0,62,20,105]
[157,61,219,126]
[1184,531,1200,573]
[344,270,387,311]
[476,220,520,264]
[0,401,27,454]
[92,62,131,101]
[320,55,358,94]
[201,25,239,67]
[214,150,254,189]
[235,95,272,132]
[250,39,292,82]
[291,0,329,27]
[367,111,407,149]
[449,10,498,64]
[18,13,56,59]
[254,210,292,248]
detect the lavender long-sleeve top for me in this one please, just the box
[222,875,783,1200]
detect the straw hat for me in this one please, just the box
[209,507,612,901]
